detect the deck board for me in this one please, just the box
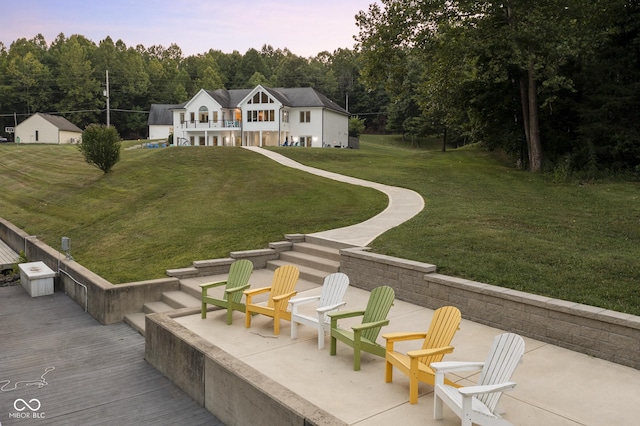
[0,285,223,426]
[0,239,19,270]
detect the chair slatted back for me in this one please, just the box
[318,272,350,319]
[419,306,462,365]
[477,333,525,411]
[361,286,395,342]
[267,265,300,308]
[225,259,254,304]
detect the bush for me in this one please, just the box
[349,116,366,137]
[79,124,121,173]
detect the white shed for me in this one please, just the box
[15,113,82,144]
[148,104,181,141]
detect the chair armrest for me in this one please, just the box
[244,286,271,305]
[316,301,347,314]
[431,361,485,373]
[407,346,454,358]
[382,331,428,342]
[243,286,271,297]
[352,319,390,332]
[288,295,320,306]
[200,280,227,291]
[459,382,517,396]
[273,291,297,303]
[328,310,365,320]
[225,284,250,295]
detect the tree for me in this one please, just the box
[356,0,603,172]
[53,35,101,128]
[79,124,121,173]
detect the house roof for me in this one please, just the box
[267,87,349,115]
[206,89,252,109]
[148,104,182,125]
[174,86,349,115]
[34,113,82,132]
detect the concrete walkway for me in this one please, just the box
[243,146,425,246]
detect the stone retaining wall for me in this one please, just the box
[3,216,640,369]
[340,247,640,370]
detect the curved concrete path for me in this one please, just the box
[243,146,424,246]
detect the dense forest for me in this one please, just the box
[0,35,385,140]
[1,0,639,175]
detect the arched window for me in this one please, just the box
[199,106,209,123]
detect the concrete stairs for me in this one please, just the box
[124,239,343,336]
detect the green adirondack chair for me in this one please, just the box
[200,259,254,325]
[329,285,395,371]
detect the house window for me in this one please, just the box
[199,106,208,123]
[300,111,311,123]
[190,112,195,123]
[180,113,185,124]
[249,91,275,104]
[282,110,289,123]
[35,130,39,142]
[212,111,218,123]
[247,109,275,122]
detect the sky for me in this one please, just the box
[1,0,376,58]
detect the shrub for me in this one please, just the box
[79,124,121,173]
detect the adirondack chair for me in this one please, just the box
[329,285,395,371]
[200,259,253,325]
[383,305,462,404]
[244,264,300,335]
[433,333,525,426]
[289,272,350,349]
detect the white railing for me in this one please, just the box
[178,120,241,129]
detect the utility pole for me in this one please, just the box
[104,70,110,127]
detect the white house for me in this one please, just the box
[15,113,82,144]
[166,85,349,148]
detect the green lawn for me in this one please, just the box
[1,136,638,315]
[0,143,386,283]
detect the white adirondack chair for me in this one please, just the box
[289,272,350,349]
[432,332,525,426]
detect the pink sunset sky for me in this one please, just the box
[1,0,376,57]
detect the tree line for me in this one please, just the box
[1,0,639,175]
[0,34,385,140]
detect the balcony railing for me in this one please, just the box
[178,120,241,129]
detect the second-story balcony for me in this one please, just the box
[178,120,241,130]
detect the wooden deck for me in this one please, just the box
[0,239,19,270]
[0,285,223,425]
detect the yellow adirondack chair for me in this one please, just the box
[244,264,300,335]
[329,285,395,371]
[200,259,254,325]
[383,305,462,404]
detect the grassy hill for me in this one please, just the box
[0,143,386,283]
[1,136,639,315]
